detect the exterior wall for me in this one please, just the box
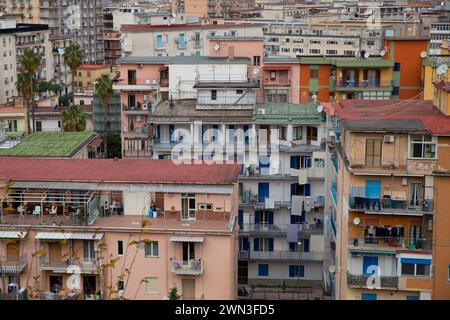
[74,66,111,90]
[0,34,16,105]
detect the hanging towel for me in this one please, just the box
[291,195,302,216]
[287,224,300,243]
[298,169,308,185]
[265,198,275,209]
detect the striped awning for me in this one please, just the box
[98,183,233,194]
[170,236,204,243]
[35,232,104,240]
[0,231,28,239]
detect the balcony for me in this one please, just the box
[349,196,434,215]
[240,223,324,237]
[0,254,27,274]
[334,80,393,90]
[122,103,151,115]
[351,237,432,251]
[113,79,161,91]
[39,256,99,274]
[330,182,337,207]
[262,78,291,88]
[347,272,398,289]
[244,250,324,261]
[170,259,203,275]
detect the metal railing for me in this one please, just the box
[335,80,393,88]
[170,259,203,275]
[349,196,434,213]
[247,250,324,261]
[240,223,324,235]
[0,254,27,273]
[350,236,432,250]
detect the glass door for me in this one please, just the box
[181,194,196,220]
[182,242,195,264]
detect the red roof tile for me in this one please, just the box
[0,158,240,185]
[324,99,450,135]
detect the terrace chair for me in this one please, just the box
[32,205,41,217]
[49,205,57,216]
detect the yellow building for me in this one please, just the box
[74,65,113,92]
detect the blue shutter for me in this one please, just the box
[156,35,162,48]
[365,180,381,199]
[306,156,312,168]
[299,265,305,277]
[400,258,431,265]
[242,238,249,251]
[289,242,295,251]
[303,239,310,252]
[361,293,377,300]
[406,295,419,300]
[291,183,297,197]
[254,238,259,251]
[305,184,311,196]
[238,209,243,226]
[254,211,260,224]
[258,264,269,276]
[289,265,296,277]
[268,238,274,252]
[258,183,269,203]
[290,156,298,169]
[268,211,274,225]
[363,256,379,275]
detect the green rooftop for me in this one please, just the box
[0,132,96,157]
[253,104,322,124]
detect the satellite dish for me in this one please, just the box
[252,67,260,76]
[420,51,427,58]
[364,51,370,59]
[328,265,336,274]
[213,43,220,51]
[170,18,176,24]
[172,13,176,18]
[437,64,448,75]
[380,49,386,57]
[353,217,361,225]
[317,104,324,113]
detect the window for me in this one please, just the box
[156,34,163,48]
[83,240,95,262]
[118,280,124,295]
[344,50,355,56]
[270,71,276,80]
[365,139,382,167]
[236,90,243,94]
[394,63,401,71]
[392,86,399,96]
[118,240,124,256]
[289,265,305,277]
[144,277,159,294]
[367,40,375,46]
[326,49,338,55]
[7,120,17,132]
[181,194,196,220]
[293,126,303,140]
[310,69,319,79]
[253,56,260,66]
[306,126,318,141]
[35,121,42,132]
[309,49,320,54]
[401,259,431,277]
[278,126,287,140]
[253,238,273,252]
[310,39,321,44]
[258,264,269,276]
[211,90,217,101]
[145,241,158,257]
[409,135,437,159]
[448,265,450,281]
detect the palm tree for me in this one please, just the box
[16,72,33,134]
[64,44,84,104]
[18,48,41,133]
[95,73,113,158]
[61,105,87,132]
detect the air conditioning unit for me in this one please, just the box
[138,63,143,69]
[257,108,265,115]
[384,135,395,143]
[142,103,148,110]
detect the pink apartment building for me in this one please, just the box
[0,158,240,300]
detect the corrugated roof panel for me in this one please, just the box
[35,232,103,240]
[0,231,28,239]
[170,236,204,243]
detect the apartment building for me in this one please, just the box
[52,37,72,96]
[0,18,53,105]
[323,99,450,300]
[74,64,112,92]
[0,158,240,300]
[120,23,264,57]
[5,0,105,64]
[173,0,232,18]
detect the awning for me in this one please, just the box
[12,181,99,191]
[400,258,432,265]
[262,66,291,71]
[35,232,104,240]
[98,183,233,194]
[158,66,168,72]
[87,137,103,149]
[170,236,204,243]
[0,231,28,239]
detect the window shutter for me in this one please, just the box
[268,212,274,225]
[254,238,259,251]
[145,277,158,293]
[289,265,295,277]
[299,265,305,277]
[268,238,274,252]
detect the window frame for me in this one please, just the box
[118,240,124,256]
[408,135,437,160]
[144,241,159,258]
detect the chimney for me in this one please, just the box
[228,46,234,60]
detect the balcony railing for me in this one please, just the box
[349,196,434,214]
[39,256,99,273]
[262,79,291,87]
[350,236,432,250]
[0,254,27,274]
[240,223,324,236]
[335,80,393,88]
[170,259,203,275]
[347,272,398,289]
[245,250,324,261]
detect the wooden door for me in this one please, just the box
[182,279,195,300]
[6,241,19,262]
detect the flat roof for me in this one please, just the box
[0,23,49,34]
[0,157,241,185]
[117,56,251,65]
[121,23,264,32]
[0,132,97,157]
[264,56,300,63]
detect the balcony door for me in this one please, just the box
[366,69,380,86]
[6,241,19,262]
[182,242,195,264]
[365,139,382,167]
[128,70,136,85]
[181,194,196,220]
[83,240,95,263]
[363,256,378,275]
[409,183,423,208]
[48,242,62,264]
